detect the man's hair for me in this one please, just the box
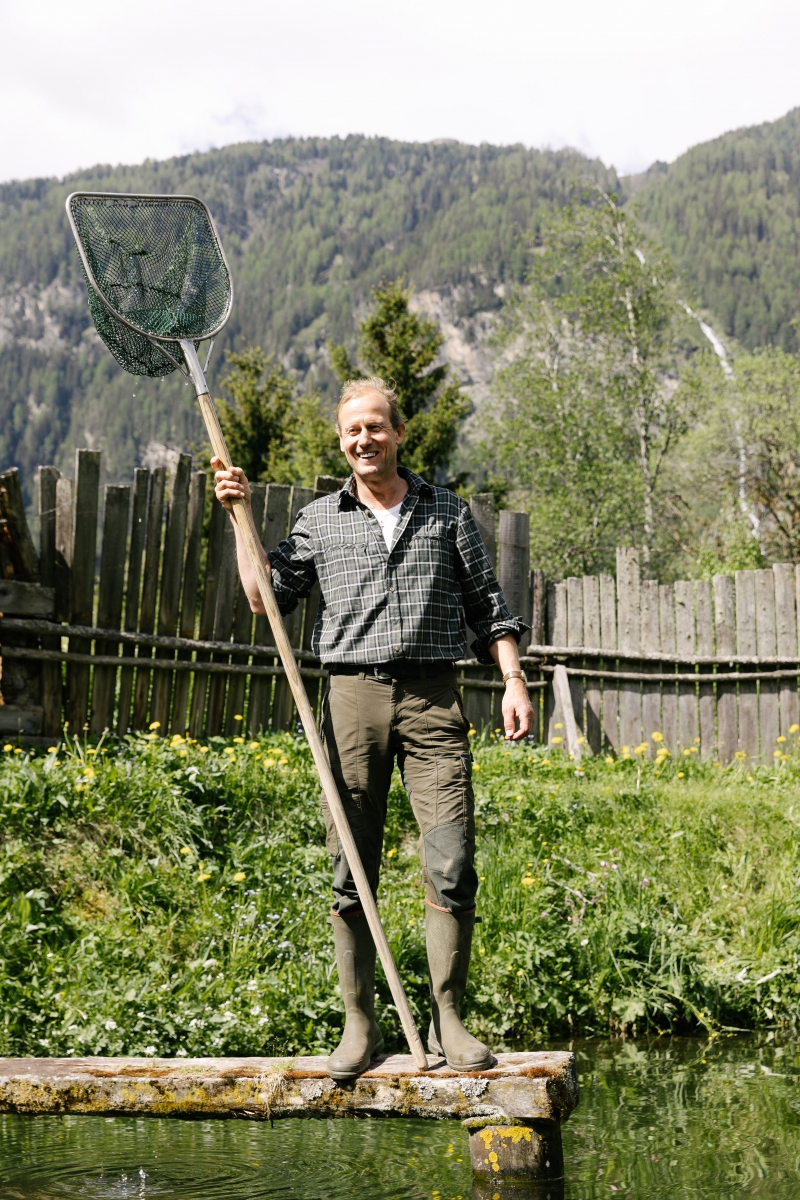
[336,376,405,431]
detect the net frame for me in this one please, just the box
[66,190,234,377]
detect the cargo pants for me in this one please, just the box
[320,668,478,917]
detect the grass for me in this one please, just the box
[1,725,799,1058]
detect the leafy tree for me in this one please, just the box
[679,346,800,566]
[483,188,696,575]
[330,280,469,482]
[213,346,343,485]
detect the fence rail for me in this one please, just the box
[2,454,800,764]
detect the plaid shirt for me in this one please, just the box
[268,467,526,665]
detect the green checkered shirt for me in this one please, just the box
[268,468,526,665]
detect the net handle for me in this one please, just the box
[180,340,429,1073]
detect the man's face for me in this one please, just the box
[338,392,405,483]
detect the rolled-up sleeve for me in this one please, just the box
[455,504,529,664]
[267,507,319,616]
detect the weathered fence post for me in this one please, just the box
[38,465,63,739]
[696,580,715,758]
[713,574,737,764]
[248,483,290,734]
[117,469,149,736]
[66,450,100,733]
[755,568,779,763]
[616,547,641,749]
[150,454,192,731]
[735,570,758,762]
[90,485,130,734]
[170,471,206,734]
[774,562,799,737]
[640,579,661,756]
[582,574,602,753]
[599,573,617,752]
[674,580,698,754]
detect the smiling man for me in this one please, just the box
[214,376,532,1079]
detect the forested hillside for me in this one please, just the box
[630,107,800,353]
[0,136,617,497]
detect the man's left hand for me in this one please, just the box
[502,678,534,740]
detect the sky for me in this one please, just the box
[3,0,800,184]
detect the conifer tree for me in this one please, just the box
[330,280,468,482]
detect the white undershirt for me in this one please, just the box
[371,499,405,549]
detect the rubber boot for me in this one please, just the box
[326,912,384,1081]
[426,905,493,1071]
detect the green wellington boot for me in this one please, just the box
[426,906,493,1071]
[327,913,384,1081]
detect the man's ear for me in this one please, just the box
[395,422,406,446]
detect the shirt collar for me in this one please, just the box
[338,465,432,508]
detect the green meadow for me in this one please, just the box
[1,727,798,1058]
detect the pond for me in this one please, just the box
[1,1036,797,1199]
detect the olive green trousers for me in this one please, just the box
[320,669,478,917]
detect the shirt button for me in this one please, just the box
[389,585,395,592]
[393,645,401,653]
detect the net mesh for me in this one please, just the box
[69,194,231,378]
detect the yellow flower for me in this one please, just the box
[386,847,398,858]
[468,728,477,737]
[790,724,800,734]
[233,871,246,882]
[554,722,564,730]
[199,746,210,754]
[224,747,236,756]
[198,872,211,882]
[178,748,188,757]
[777,735,787,743]
[180,847,192,856]
[83,766,95,780]
[47,747,58,754]
[14,748,23,754]
[494,727,502,734]
[694,737,701,744]
[651,732,664,743]
[633,743,648,755]
[3,744,13,752]
[149,721,160,731]
[171,734,185,744]
[234,714,243,722]
[735,750,747,760]
[473,762,481,771]
[677,771,684,778]
[249,741,259,749]
[773,750,782,757]
[605,755,614,764]
[521,876,535,886]
[682,748,691,756]
[781,754,789,761]
[280,756,289,765]
[576,736,585,745]
[263,759,275,768]
[621,745,630,755]
[233,737,244,744]
[551,736,563,745]
[147,733,158,741]
[86,748,96,756]
[689,747,698,754]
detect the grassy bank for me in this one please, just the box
[1,729,799,1058]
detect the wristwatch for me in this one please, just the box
[502,670,528,685]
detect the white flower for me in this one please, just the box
[104,1020,117,1031]
[175,1048,188,1057]
[144,1045,158,1055]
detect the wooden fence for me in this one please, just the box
[2,453,800,764]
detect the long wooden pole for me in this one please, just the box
[180,341,428,1071]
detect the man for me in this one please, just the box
[213,376,533,1079]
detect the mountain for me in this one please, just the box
[0,136,618,500]
[628,107,800,353]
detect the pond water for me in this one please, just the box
[0,1036,798,1199]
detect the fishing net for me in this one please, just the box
[67,193,232,378]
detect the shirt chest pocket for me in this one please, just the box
[321,541,376,600]
[406,527,455,576]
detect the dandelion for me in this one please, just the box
[521,876,535,886]
[233,871,246,882]
[735,750,747,760]
[249,741,259,749]
[146,733,158,741]
[3,744,13,752]
[233,737,244,744]
[263,758,276,768]
[651,732,664,743]
[198,872,212,883]
[386,848,398,858]
[199,746,210,754]
[633,743,648,755]
[773,750,782,758]
[280,756,289,765]
[47,746,58,754]
[677,771,685,778]
[554,722,564,730]
[171,734,185,744]
[468,727,477,738]
[149,721,160,731]
[605,755,614,764]
[14,748,23,754]
[473,762,481,771]
[576,736,585,745]
[790,724,799,734]
[178,748,188,757]
[180,847,192,856]
[694,737,701,744]
[234,714,243,721]
[777,735,787,743]
[551,736,563,745]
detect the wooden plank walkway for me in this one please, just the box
[0,1052,577,1124]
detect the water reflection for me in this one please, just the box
[0,1036,797,1199]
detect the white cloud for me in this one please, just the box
[2,0,799,182]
